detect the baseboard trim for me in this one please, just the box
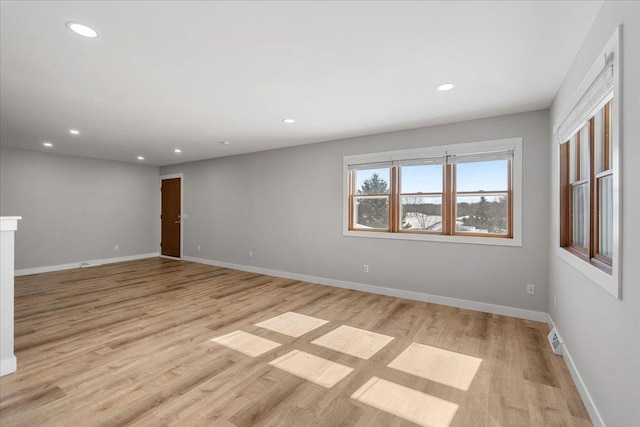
[548,316,605,427]
[0,356,17,376]
[183,256,548,322]
[15,253,160,276]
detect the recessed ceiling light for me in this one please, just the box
[174,149,182,153]
[69,129,80,135]
[437,83,455,91]
[43,142,53,147]
[283,118,295,124]
[137,156,144,160]
[221,141,230,145]
[66,22,98,38]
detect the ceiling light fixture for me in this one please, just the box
[283,118,295,124]
[69,129,80,135]
[137,156,145,160]
[174,149,182,153]
[66,22,99,38]
[437,83,455,91]
[221,141,230,145]
[43,142,53,147]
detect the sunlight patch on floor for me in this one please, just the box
[388,342,482,391]
[255,311,329,337]
[352,376,459,427]
[211,330,281,357]
[269,350,354,388]
[311,325,394,360]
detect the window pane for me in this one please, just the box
[355,168,390,194]
[594,108,605,174]
[400,164,442,193]
[572,183,589,249]
[605,102,612,170]
[400,196,443,231]
[579,123,590,180]
[569,133,577,183]
[599,175,613,258]
[455,194,508,234]
[456,160,508,192]
[354,196,389,229]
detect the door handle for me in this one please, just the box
[175,220,180,224]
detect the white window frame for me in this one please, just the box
[554,26,622,299]
[343,137,523,247]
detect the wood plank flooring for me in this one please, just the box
[0,258,591,426]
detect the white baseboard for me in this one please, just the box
[15,252,160,276]
[0,355,17,376]
[548,316,604,427]
[183,256,548,323]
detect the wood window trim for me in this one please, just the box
[589,117,598,264]
[390,166,399,233]
[396,189,444,236]
[348,159,513,239]
[554,26,619,297]
[451,158,512,238]
[559,143,570,247]
[576,129,581,181]
[603,102,611,171]
[343,137,522,247]
[443,163,454,235]
[351,194,391,232]
[452,190,512,239]
[560,102,613,274]
[348,169,354,231]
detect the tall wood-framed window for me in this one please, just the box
[344,137,522,247]
[555,26,621,298]
[560,102,613,272]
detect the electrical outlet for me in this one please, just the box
[249,251,253,258]
[363,264,369,273]
[197,245,201,251]
[114,244,119,251]
[527,284,535,295]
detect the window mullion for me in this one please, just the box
[444,164,454,235]
[390,167,399,232]
[604,102,611,170]
[508,158,513,238]
[576,131,581,181]
[559,143,570,247]
[589,117,597,261]
[348,170,354,230]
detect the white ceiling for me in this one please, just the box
[0,1,603,166]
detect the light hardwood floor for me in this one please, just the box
[0,258,591,426]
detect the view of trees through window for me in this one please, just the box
[355,172,389,229]
[458,196,508,233]
[352,158,510,236]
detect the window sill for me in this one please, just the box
[343,229,522,247]
[557,247,619,298]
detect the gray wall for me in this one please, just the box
[0,147,160,270]
[161,109,550,312]
[548,2,639,426]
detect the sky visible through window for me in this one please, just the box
[355,160,508,203]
